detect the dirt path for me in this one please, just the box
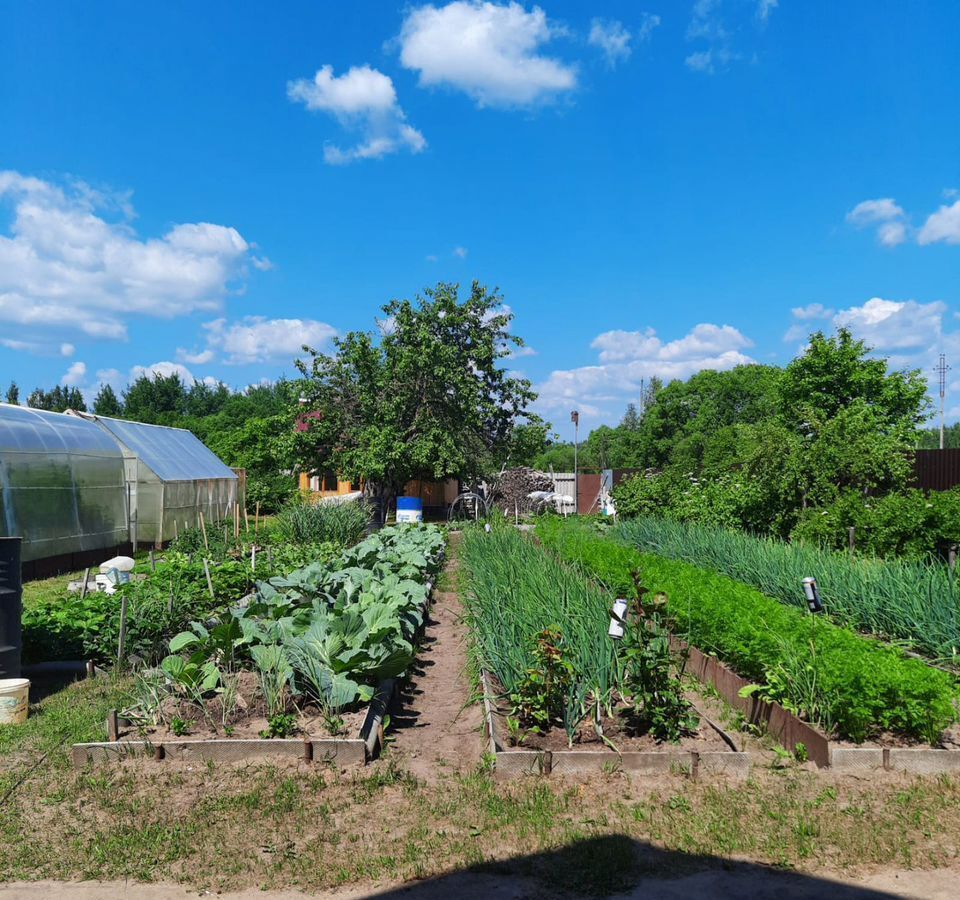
[390,537,485,780]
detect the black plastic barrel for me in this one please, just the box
[0,538,22,678]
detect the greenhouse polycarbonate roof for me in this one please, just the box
[84,415,237,483]
[0,403,123,457]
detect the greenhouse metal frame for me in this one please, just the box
[0,403,128,565]
[70,412,239,548]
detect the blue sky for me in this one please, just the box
[2,0,959,437]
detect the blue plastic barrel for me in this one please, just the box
[396,496,423,523]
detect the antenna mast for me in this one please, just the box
[935,353,951,450]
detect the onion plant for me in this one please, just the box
[618,516,960,664]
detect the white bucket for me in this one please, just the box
[0,678,30,725]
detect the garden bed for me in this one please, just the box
[71,522,446,768]
[480,670,750,778]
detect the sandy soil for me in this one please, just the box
[389,542,485,780]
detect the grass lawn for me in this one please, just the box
[1,677,960,895]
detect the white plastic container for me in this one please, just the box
[0,678,30,725]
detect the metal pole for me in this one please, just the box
[571,410,579,515]
[935,354,950,450]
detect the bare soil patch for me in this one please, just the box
[390,540,485,780]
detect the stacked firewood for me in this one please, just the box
[491,467,555,513]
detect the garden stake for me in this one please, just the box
[251,545,256,572]
[255,502,260,534]
[243,506,250,531]
[86,660,95,679]
[203,559,215,600]
[79,567,90,601]
[149,550,156,572]
[117,594,129,665]
[848,526,856,558]
[199,511,210,553]
[107,710,119,742]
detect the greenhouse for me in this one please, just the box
[0,403,128,564]
[69,412,238,547]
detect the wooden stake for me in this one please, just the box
[203,559,215,600]
[950,545,957,573]
[173,519,178,541]
[86,659,95,679]
[107,710,119,742]
[79,567,91,601]
[149,550,156,572]
[199,511,210,553]
[243,505,250,532]
[251,544,256,572]
[117,593,129,665]
[848,525,856,559]
[255,502,260,534]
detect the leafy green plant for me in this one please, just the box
[260,713,298,739]
[508,628,574,733]
[250,644,294,718]
[170,717,189,737]
[617,591,698,743]
[618,516,960,664]
[537,517,959,744]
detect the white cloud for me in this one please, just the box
[791,303,835,322]
[589,19,628,66]
[453,245,468,258]
[60,342,75,357]
[833,298,945,352]
[534,322,755,422]
[288,64,426,164]
[426,254,439,262]
[200,316,338,365]
[0,170,257,348]
[176,348,215,366]
[918,200,960,245]
[61,361,87,387]
[785,298,951,378]
[685,47,737,74]
[846,197,908,247]
[846,198,905,226]
[757,0,778,23]
[398,1,577,108]
[129,361,199,384]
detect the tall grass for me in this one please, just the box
[618,517,960,664]
[273,499,371,548]
[459,525,619,734]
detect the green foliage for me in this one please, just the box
[618,592,699,743]
[295,281,540,500]
[5,381,19,405]
[602,330,935,560]
[260,713,298,739]
[537,517,959,743]
[160,525,445,717]
[273,499,371,547]
[508,628,574,733]
[618,516,960,662]
[92,383,123,416]
[26,384,86,412]
[791,488,960,560]
[778,328,930,430]
[460,524,696,744]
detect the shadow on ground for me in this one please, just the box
[356,834,909,900]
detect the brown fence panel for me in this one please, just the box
[914,450,960,491]
[577,474,602,514]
